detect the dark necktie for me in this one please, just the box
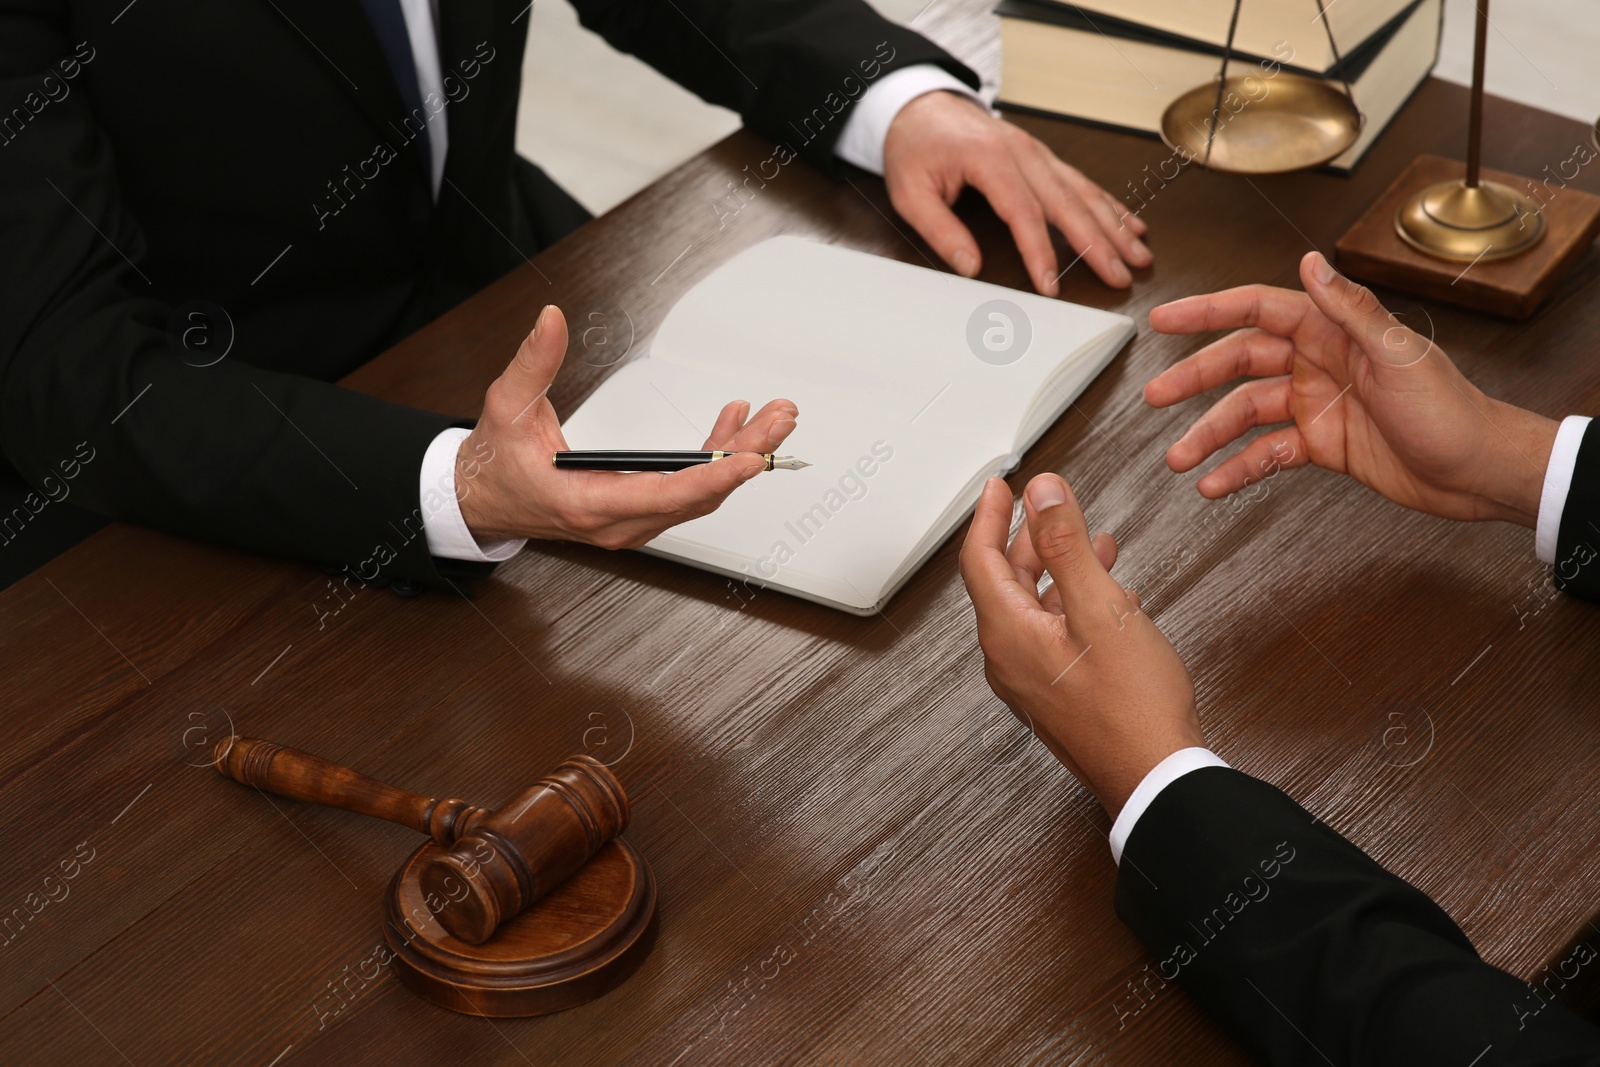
[357,0,433,174]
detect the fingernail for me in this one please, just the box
[1311,252,1335,285]
[1110,262,1131,287]
[736,400,751,422]
[1027,476,1066,511]
[742,457,763,480]
[534,304,553,334]
[953,250,978,277]
[1039,272,1059,296]
[1131,239,1151,264]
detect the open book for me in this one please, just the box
[560,237,1134,614]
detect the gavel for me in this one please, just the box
[214,736,628,945]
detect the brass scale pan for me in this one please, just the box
[1158,0,1362,175]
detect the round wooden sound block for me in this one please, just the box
[384,837,657,1017]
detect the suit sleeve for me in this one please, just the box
[1553,420,1600,602]
[566,0,979,171]
[1114,768,1600,1066]
[0,6,479,588]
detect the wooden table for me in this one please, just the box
[5,6,1600,1063]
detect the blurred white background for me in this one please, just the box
[515,0,1600,216]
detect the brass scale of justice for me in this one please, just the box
[1159,0,1548,263]
[214,735,656,1017]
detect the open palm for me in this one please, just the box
[1145,252,1555,527]
[458,306,798,547]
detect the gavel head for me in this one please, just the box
[418,755,629,945]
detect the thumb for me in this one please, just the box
[497,305,568,416]
[1299,252,1424,368]
[1022,474,1115,629]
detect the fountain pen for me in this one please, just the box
[552,450,811,472]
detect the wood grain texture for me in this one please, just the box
[2,0,1599,1061]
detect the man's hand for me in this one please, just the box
[883,91,1152,294]
[959,474,1201,818]
[1146,251,1559,527]
[456,305,798,547]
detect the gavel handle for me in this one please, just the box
[214,736,488,846]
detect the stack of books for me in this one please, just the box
[996,0,1443,172]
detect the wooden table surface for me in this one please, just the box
[5,4,1600,1064]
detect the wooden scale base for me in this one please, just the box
[1337,155,1600,320]
[385,838,658,1017]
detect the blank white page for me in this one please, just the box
[650,236,1132,453]
[560,359,999,612]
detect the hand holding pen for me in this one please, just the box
[452,305,801,549]
[553,451,810,472]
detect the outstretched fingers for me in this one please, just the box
[1149,284,1316,341]
[1165,376,1293,473]
[1144,328,1297,409]
[1194,429,1307,499]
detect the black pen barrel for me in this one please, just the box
[553,450,717,472]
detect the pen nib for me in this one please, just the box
[767,455,811,471]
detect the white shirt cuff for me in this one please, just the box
[1535,415,1592,564]
[419,427,525,563]
[1109,747,1229,865]
[833,64,984,176]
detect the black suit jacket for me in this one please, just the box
[1116,768,1600,1065]
[0,0,977,587]
[1110,425,1600,1063]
